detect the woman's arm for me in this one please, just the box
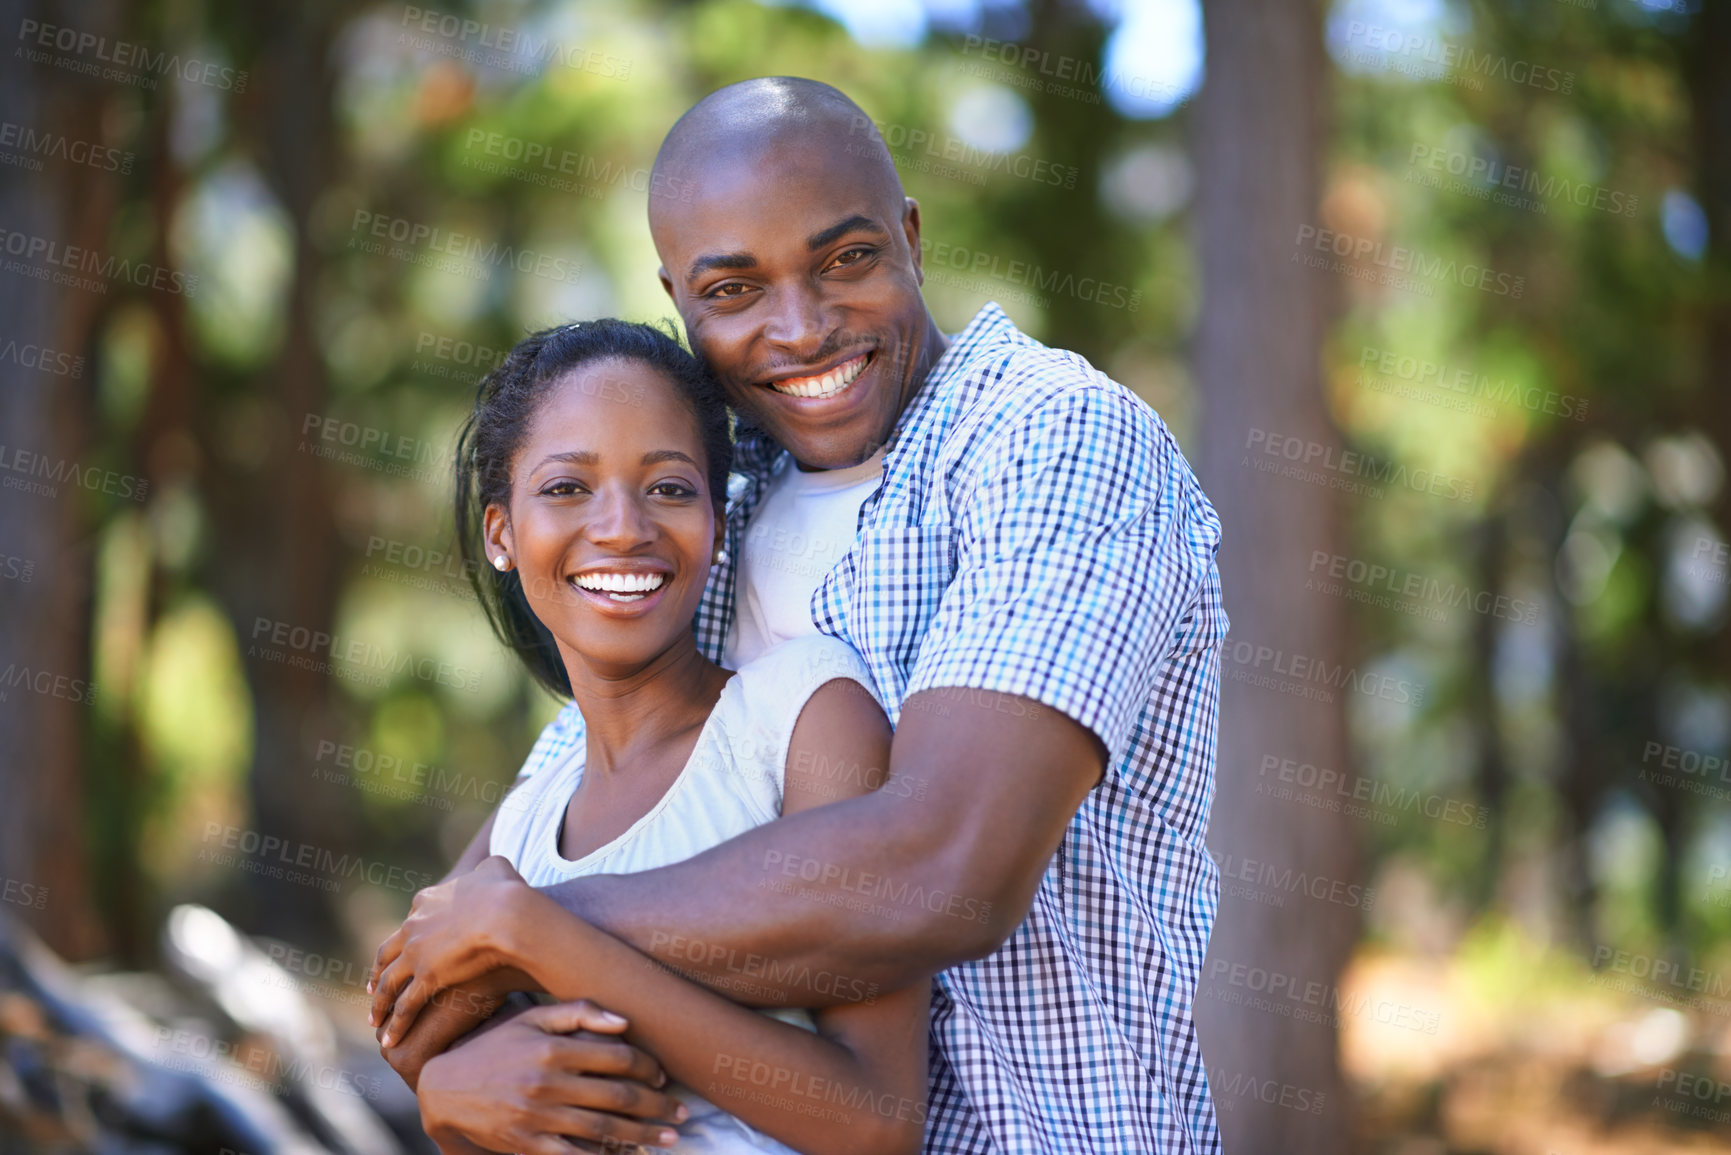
[506,678,925,1155]
[511,899,928,1155]
[384,678,930,1155]
[381,787,679,1151]
[416,1001,690,1154]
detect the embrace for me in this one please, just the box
[365,77,1228,1155]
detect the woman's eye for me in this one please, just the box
[541,480,584,497]
[651,482,697,497]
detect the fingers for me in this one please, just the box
[519,1137,602,1155]
[368,925,406,999]
[522,1001,665,1089]
[378,974,433,1049]
[529,1105,681,1151]
[520,1139,586,1155]
[568,1029,669,1089]
[546,1034,669,1091]
[557,1074,686,1123]
[523,999,629,1036]
[369,953,412,1031]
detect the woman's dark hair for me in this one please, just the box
[454,318,732,699]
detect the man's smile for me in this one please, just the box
[763,350,872,400]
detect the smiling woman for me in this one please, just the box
[377,317,930,1155]
[453,318,734,698]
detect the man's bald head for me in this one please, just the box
[649,77,901,235]
[646,77,945,473]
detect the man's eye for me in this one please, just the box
[709,282,749,299]
[828,247,872,270]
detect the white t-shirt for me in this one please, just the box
[491,634,886,1154]
[723,448,885,669]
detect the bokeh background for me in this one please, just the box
[1,0,1727,1151]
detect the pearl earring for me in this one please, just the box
[713,547,728,565]
[493,555,509,571]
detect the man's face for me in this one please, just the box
[652,134,932,471]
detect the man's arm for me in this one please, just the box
[538,382,1210,1005]
[375,381,1213,1013]
[537,688,1103,1002]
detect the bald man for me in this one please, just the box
[378,78,1228,1154]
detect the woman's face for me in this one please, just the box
[486,357,721,680]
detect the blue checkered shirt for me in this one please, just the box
[519,304,1227,1153]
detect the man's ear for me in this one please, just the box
[481,503,514,571]
[658,265,676,303]
[902,197,924,286]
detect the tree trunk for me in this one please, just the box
[0,0,123,961]
[1192,1,1357,1150]
[195,0,353,946]
[1688,0,1731,681]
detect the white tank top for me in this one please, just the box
[490,634,885,1154]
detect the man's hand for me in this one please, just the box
[417,1001,686,1154]
[371,855,550,1047]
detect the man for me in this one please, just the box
[376,76,1228,1154]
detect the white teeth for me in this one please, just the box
[573,571,666,595]
[769,354,868,399]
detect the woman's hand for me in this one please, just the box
[379,976,518,1091]
[417,1000,688,1154]
[370,855,553,1047]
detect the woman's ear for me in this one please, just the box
[482,503,514,572]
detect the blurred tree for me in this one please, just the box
[1690,0,1731,691]
[0,0,123,961]
[1193,0,1356,1151]
[196,0,355,947]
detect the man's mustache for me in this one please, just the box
[745,333,901,382]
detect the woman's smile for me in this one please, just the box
[569,562,676,615]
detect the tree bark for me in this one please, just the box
[1192,1,1357,1150]
[1688,0,1731,681]
[195,0,353,946]
[0,0,123,961]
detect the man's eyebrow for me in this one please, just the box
[683,216,887,285]
[807,214,889,251]
[687,251,757,283]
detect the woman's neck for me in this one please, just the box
[560,637,731,778]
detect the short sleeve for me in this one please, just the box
[736,634,885,735]
[724,634,886,809]
[515,699,586,784]
[904,382,1223,767]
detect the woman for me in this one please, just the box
[369,320,928,1155]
